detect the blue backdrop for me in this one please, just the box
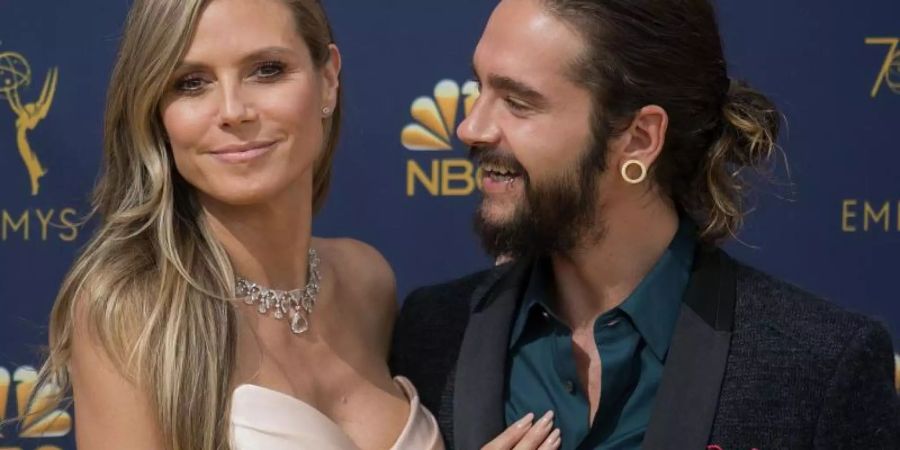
[1,1,897,447]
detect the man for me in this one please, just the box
[390,0,900,449]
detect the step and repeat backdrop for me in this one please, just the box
[1,0,898,447]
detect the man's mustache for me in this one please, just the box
[468,146,527,176]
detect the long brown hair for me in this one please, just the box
[542,0,781,242]
[32,1,341,449]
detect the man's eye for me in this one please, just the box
[504,97,529,111]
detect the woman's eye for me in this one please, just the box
[255,61,286,79]
[174,77,207,94]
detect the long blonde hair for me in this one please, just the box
[33,1,341,448]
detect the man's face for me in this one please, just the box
[458,0,607,257]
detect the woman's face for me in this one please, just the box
[161,0,340,207]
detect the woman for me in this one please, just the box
[32,0,435,448]
[32,0,558,448]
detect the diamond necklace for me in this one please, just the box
[235,248,321,335]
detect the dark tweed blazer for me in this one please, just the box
[389,247,900,449]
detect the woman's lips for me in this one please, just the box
[208,140,278,163]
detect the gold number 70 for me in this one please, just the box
[865,37,899,98]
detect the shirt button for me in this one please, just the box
[563,380,575,393]
[541,311,550,320]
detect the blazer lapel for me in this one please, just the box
[643,246,737,450]
[453,259,531,450]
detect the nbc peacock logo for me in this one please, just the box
[401,79,484,197]
[0,366,71,450]
[865,37,899,97]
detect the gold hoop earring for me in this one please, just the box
[620,160,647,184]
[322,106,331,117]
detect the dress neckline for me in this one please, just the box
[230,376,420,450]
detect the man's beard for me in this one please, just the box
[472,139,606,260]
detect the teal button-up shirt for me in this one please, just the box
[505,220,696,449]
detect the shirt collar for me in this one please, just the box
[616,218,696,360]
[509,256,555,347]
[509,218,697,361]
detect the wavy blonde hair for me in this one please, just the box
[31,0,341,448]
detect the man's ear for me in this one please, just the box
[607,105,668,183]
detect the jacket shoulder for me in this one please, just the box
[402,268,494,312]
[733,262,888,354]
[390,266,503,368]
[712,261,898,446]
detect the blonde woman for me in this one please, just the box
[31,0,446,448]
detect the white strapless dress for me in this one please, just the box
[230,376,444,450]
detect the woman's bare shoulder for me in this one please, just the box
[313,237,397,348]
[68,290,165,449]
[313,237,396,300]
